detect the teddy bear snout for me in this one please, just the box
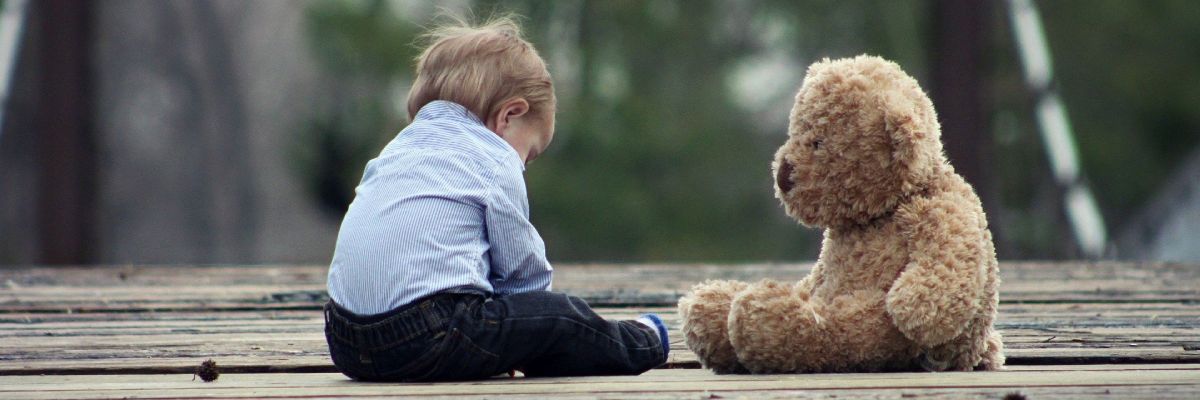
[776,159,795,194]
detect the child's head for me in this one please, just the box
[407,16,556,164]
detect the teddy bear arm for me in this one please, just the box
[886,195,985,348]
[795,260,823,294]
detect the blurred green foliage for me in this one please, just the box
[1040,0,1200,226]
[297,0,1200,261]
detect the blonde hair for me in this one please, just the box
[406,16,555,122]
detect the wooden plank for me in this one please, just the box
[2,301,1198,326]
[4,262,1196,288]
[0,263,1198,398]
[4,287,1196,314]
[2,338,1196,376]
[4,314,1197,346]
[1,302,1198,375]
[2,263,1198,376]
[3,262,1197,312]
[0,365,1198,400]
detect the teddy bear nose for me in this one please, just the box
[776,159,795,193]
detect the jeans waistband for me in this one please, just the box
[324,293,479,350]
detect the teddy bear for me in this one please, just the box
[678,55,1003,374]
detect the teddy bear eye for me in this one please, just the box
[810,139,822,150]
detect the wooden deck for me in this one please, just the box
[1,262,1198,399]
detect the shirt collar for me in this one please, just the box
[414,100,525,171]
[414,100,484,125]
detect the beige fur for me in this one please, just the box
[678,55,1003,373]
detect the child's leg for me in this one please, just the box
[466,291,666,377]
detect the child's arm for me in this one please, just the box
[484,167,553,293]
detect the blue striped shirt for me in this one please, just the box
[326,100,553,316]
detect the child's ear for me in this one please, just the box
[489,98,530,135]
[504,98,530,119]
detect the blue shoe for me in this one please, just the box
[637,314,669,358]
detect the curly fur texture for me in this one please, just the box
[678,55,1003,374]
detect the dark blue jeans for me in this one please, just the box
[324,291,666,381]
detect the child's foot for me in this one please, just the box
[636,314,670,358]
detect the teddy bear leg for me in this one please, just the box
[726,279,837,373]
[924,324,1006,372]
[977,329,1005,370]
[678,280,750,374]
[730,284,911,373]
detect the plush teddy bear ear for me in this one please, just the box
[883,92,943,195]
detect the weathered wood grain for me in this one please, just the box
[1,301,1198,375]
[3,262,1198,313]
[0,365,1197,400]
[1,262,1199,399]
[5,262,1195,287]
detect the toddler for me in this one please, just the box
[324,17,668,382]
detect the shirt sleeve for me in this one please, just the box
[484,163,553,293]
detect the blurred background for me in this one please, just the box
[1,0,1198,266]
